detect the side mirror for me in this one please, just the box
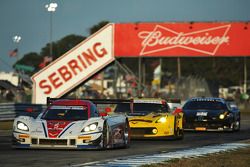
[173,108,183,115]
[25,107,33,113]
[99,112,108,117]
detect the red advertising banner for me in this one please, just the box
[114,22,250,57]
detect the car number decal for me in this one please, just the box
[196,112,208,116]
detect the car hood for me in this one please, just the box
[128,112,167,122]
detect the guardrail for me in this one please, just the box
[0,103,46,121]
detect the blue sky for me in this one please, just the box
[0,0,249,72]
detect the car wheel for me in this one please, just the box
[174,117,184,140]
[233,120,240,131]
[175,127,184,140]
[102,122,110,149]
[123,120,130,148]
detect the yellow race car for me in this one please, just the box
[93,98,184,139]
[128,98,184,139]
[97,98,184,139]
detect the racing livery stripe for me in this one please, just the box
[58,123,75,138]
[12,131,27,134]
[42,122,47,137]
[81,131,102,135]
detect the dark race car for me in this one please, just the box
[182,97,240,132]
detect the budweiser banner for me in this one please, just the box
[114,22,250,57]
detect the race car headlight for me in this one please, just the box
[89,124,97,131]
[82,123,98,132]
[219,114,225,119]
[156,117,167,123]
[17,121,29,131]
[219,112,230,119]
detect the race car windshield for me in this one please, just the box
[133,103,167,113]
[42,105,89,121]
[114,103,131,113]
[183,101,226,110]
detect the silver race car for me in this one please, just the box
[12,98,130,149]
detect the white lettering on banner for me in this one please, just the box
[139,32,229,46]
[138,24,231,55]
[32,24,114,104]
[38,42,108,95]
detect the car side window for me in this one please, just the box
[226,102,238,111]
[90,104,99,117]
[165,104,171,113]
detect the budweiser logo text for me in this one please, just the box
[138,24,231,55]
[139,32,229,46]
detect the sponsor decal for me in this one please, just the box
[196,112,208,116]
[138,24,230,55]
[114,22,250,57]
[113,127,124,143]
[31,129,43,133]
[46,120,71,138]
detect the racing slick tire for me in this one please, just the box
[174,127,184,140]
[102,122,111,149]
[174,116,184,140]
[232,120,240,132]
[122,120,130,148]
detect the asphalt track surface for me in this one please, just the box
[1,113,250,167]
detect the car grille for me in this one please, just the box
[185,122,225,129]
[31,139,76,146]
[39,139,67,145]
[131,127,155,135]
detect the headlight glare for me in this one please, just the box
[84,126,90,132]
[17,121,29,131]
[82,123,98,132]
[157,117,167,123]
[89,124,97,131]
[219,114,225,119]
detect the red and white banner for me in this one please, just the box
[114,22,250,57]
[31,22,250,103]
[32,24,114,104]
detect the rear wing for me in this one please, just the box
[87,99,131,104]
[46,97,131,104]
[166,98,181,104]
[46,97,63,105]
[90,99,132,115]
[46,97,132,115]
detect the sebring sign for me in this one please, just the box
[32,24,114,104]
